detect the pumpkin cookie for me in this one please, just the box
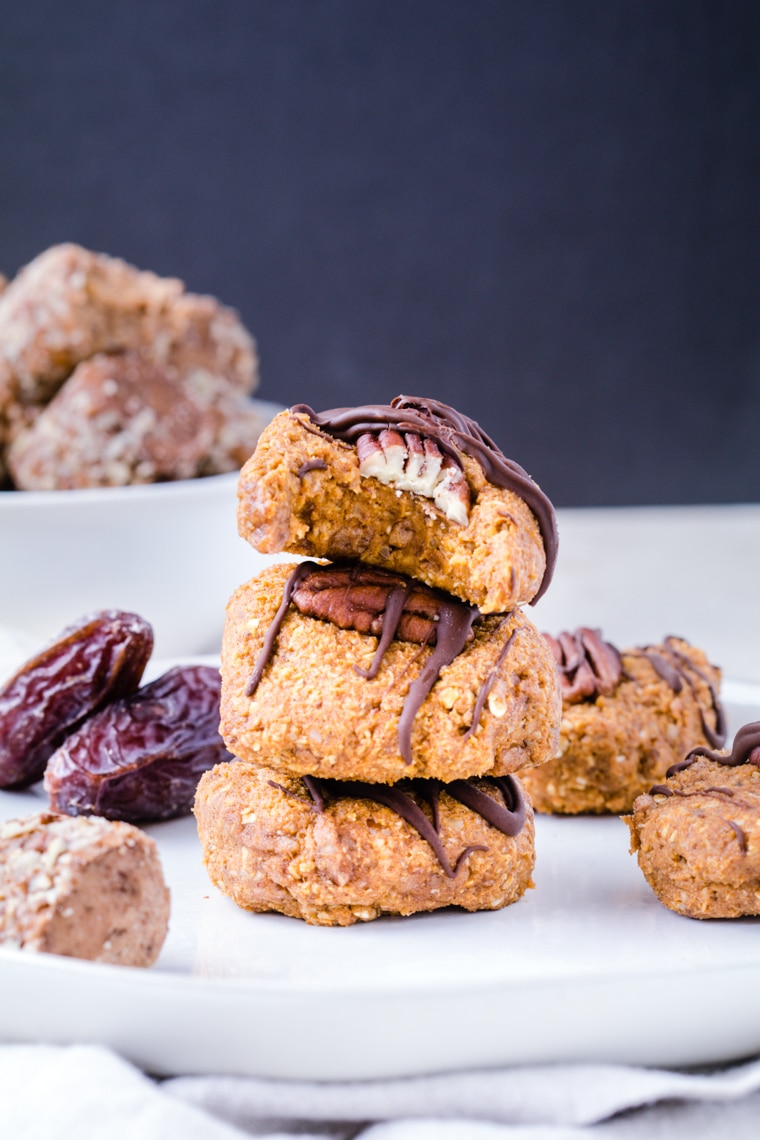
[194,759,534,926]
[520,629,725,814]
[220,561,561,784]
[236,397,558,612]
[626,721,760,918]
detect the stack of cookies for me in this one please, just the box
[195,396,562,926]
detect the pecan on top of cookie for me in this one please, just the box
[289,560,476,652]
[543,627,623,703]
[244,560,482,766]
[291,394,558,602]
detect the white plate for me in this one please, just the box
[0,680,759,1080]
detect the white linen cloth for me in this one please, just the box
[1,1045,760,1139]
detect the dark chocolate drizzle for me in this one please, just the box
[266,778,315,807]
[245,561,322,696]
[246,561,481,765]
[353,583,413,680]
[649,784,736,799]
[667,719,760,776]
[444,775,527,836]
[396,601,478,764]
[631,636,727,749]
[290,395,558,603]
[298,774,526,878]
[463,625,520,741]
[303,774,325,812]
[728,821,749,854]
[297,458,328,478]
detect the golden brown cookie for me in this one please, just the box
[626,721,760,918]
[236,398,557,612]
[221,561,561,784]
[194,759,535,926]
[520,629,725,815]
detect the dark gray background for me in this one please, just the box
[1,1,758,506]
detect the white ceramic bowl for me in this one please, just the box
[0,399,283,660]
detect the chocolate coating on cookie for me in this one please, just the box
[292,395,558,602]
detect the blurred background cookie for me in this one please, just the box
[8,349,266,489]
[520,629,725,814]
[0,811,170,964]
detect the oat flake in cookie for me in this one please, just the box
[0,812,170,964]
[236,396,558,612]
[626,721,760,918]
[520,630,725,815]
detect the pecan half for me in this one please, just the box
[249,561,480,766]
[545,627,622,703]
[291,562,460,647]
[355,429,470,525]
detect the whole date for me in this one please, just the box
[0,610,153,788]
[44,665,234,823]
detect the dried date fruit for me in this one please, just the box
[44,665,234,823]
[0,610,154,789]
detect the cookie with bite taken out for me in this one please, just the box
[236,397,558,613]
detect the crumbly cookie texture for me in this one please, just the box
[8,350,266,489]
[221,563,561,784]
[520,637,723,815]
[194,760,535,926]
[626,758,760,918]
[0,243,257,482]
[237,410,548,613]
[0,811,170,964]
